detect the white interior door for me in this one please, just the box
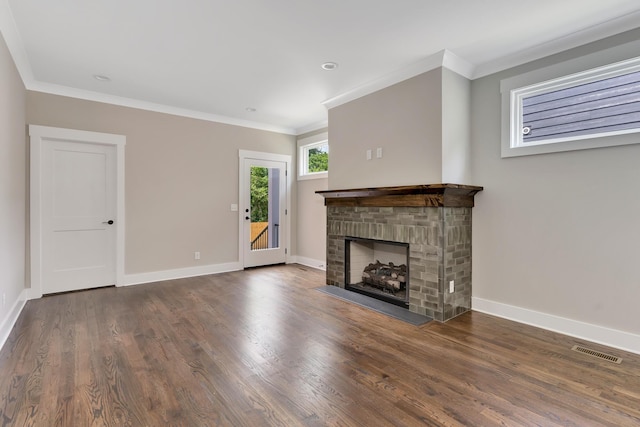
[242,158,287,268]
[30,125,124,296]
[41,140,116,293]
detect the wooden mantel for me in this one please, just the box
[316,184,483,208]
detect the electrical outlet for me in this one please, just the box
[449,280,455,293]
[194,251,200,260]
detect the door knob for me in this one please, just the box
[102,220,114,225]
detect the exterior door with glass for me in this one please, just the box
[242,158,287,268]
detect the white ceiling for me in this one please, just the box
[3,0,640,134]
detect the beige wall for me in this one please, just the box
[470,28,640,336]
[328,68,443,189]
[296,178,327,266]
[27,92,296,275]
[0,31,26,336]
[296,128,328,267]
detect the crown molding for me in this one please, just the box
[295,119,328,136]
[319,16,640,112]
[441,50,475,79]
[1,0,295,135]
[0,0,33,85]
[4,0,640,133]
[322,49,475,110]
[27,81,296,134]
[472,10,640,79]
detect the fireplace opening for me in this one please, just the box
[345,237,410,308]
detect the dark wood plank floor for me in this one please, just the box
[1,264,639,426]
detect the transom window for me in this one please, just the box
[297,132,328,180]
[521,69,640,144]
[502,55,640,157]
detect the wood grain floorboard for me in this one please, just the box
[1,264,639,426]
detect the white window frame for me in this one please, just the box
[501,54,640,158]
[297,132,328,180]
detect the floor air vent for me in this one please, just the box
[571,345,622,364]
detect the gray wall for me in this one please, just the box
[27,92,296,275]
[0,31,26,339]
[442,68,471,184]
[470,28,640,336]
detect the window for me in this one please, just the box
[297,132,328,180]
[502,55,640,157]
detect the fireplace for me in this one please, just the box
[345,237,409,308]
[317,184,483,322]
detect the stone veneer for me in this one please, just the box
[326,206,473,322]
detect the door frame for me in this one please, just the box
[29,125,126,299]
[238,150,292,268]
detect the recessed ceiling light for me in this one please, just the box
[246,107,256,112]
[93,74,111,82]
[321,62,338,71]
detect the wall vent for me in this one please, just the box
[571,345,622,364]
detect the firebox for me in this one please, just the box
[344,236,410,308]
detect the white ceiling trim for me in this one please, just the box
[322,49,476,110]
[0,0,33,85]
[295,119,328,136]
[319,14,640,112]
[472,9,640,79]
[1,0,296,135]
[441,51,476,80]
[28,81,296,134]
[4,0,640,133]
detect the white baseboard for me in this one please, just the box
[0,289,28,352]
[472,297,640,355]
[122,262,242,286]
[291,256,326,271]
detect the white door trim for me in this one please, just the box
[238,150,292,268]
[29,125,126,299]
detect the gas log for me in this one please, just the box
[361,261,407,295]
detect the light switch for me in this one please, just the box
[366,149,372,160]
[376,147,383,158]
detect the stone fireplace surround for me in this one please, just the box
[317,184,483,322]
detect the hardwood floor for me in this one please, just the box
[1,264,639,426]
